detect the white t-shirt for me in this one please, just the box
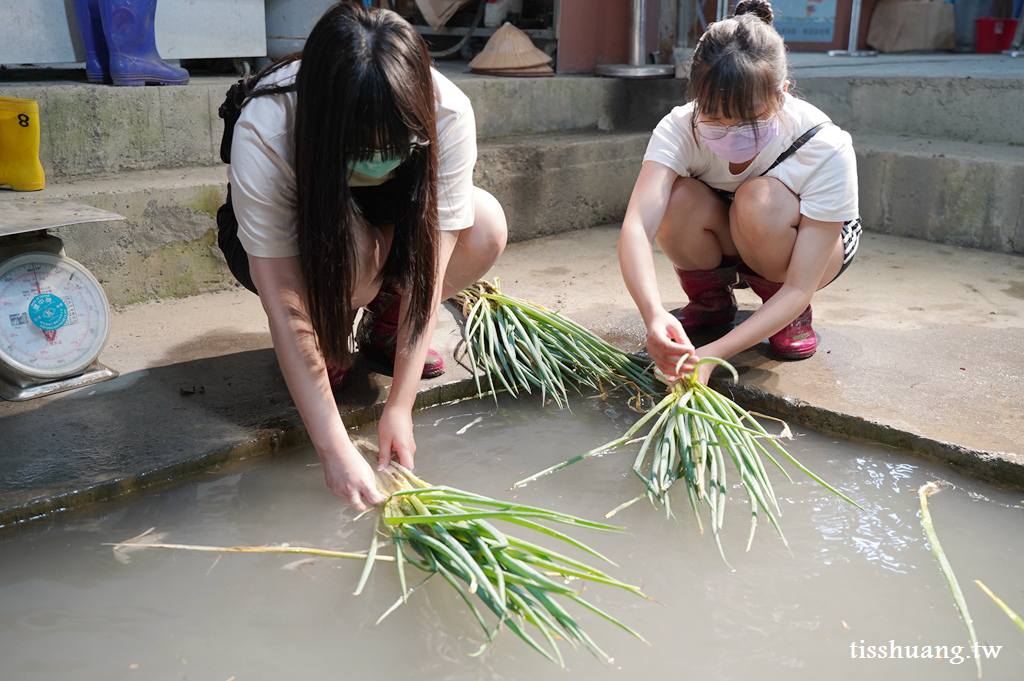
[227,62,477,258]
[643,93,859,223]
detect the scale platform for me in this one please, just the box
[0,198,124,401]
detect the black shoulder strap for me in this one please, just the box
[218,64,298,164]
[218,79,250,164]
[759,122,830,177]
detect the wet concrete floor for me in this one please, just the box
[1,227,1022,527]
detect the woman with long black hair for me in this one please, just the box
[217,3,507,510]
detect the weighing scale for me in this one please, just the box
[0,198,123,401]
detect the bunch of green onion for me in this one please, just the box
[453,279,658,408]
[515,358,860,561]
[111,443,651,666]
[367,457,651,665]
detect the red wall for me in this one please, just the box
[557,0,660,73]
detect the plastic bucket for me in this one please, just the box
[976,18,1019,52]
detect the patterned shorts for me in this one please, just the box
[710,186,861,285]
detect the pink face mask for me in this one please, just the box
[698,116,778,164]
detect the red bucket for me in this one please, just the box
[976,18,1019,53]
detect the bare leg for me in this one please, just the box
[729,177,844,288]
[441,187,508,299]
[655,176,736,271]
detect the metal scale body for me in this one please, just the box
[0,198,122,401]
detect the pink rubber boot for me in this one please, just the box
[356,291,445,378]
[326,365,348,389]
[744,274,817,360]
[670,265,739,333]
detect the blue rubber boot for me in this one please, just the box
[71,0,111,83]
[98,0,189,86]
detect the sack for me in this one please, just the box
[414,0,476,30]
[867,0,956,52]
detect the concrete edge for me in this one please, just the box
[712,379,1024,492]
[0,375,483,532]
[5,369,1024,533]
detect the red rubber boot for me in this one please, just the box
[670,265,739,333]
[325,365,348,390]
[744,274,817,360]
[356,291,445,378]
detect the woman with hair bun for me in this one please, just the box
[618,0,860,384]
[217,3,507,510]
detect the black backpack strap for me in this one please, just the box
[218,61,299,165]
[759,122,830,177]
[218,79,250,164]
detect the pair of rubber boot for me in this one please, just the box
[672,263,817,360]
[328,290,445,389]
[72,0,188,86]
[0,97,45,192]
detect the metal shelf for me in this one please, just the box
[413,25,555,39]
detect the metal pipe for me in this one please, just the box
[676,0,693,49]
[630,0,646,66]
[827,0,877,57]
[845,0,863,52]
[595,0,674,77]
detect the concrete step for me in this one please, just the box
[0,130,650,304]
[0,69,627,182]
[854,133,1024,254]
[7,56,1022,183]
[0,166,232,306]
[617,59,1024,147]
[476,129,648,241]
[0,77,235,182]
[2,128,1020,307]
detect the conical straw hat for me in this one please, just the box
[469,23,553,70]
[470,63,555,78]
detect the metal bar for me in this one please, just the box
[630,0,646,66]
[595,0,674,77]
[676,0,694,48]
[1004,11,1024,55]
[413,25,556,39]
[846,0,863,51]
[827,0,877,57]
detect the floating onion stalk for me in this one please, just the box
[975,580,1024,636]
[919,481,983,679]
[453,279,658,408]
[515,357,860,562]
[109,443,651,666]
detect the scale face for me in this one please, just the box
[0,197,124,401]
[0,252,111,379]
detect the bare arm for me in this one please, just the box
[376,229,461,469]
[696,216,841,381]
[618,161,698,378]
[248,253,385,511]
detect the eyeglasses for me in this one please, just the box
[350,135,429,162]
[696,117,776,141]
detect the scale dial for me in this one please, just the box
[0,252,111,379]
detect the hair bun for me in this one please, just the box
[733,0,774,25]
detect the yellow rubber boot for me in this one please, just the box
[0,97,46,192]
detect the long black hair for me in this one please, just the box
[688,0,789,137]
[292,3,439,368]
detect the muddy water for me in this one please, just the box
[1,395,1022,681]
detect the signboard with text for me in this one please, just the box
[772,0,838,43]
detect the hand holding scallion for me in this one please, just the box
[644,309,698,380]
